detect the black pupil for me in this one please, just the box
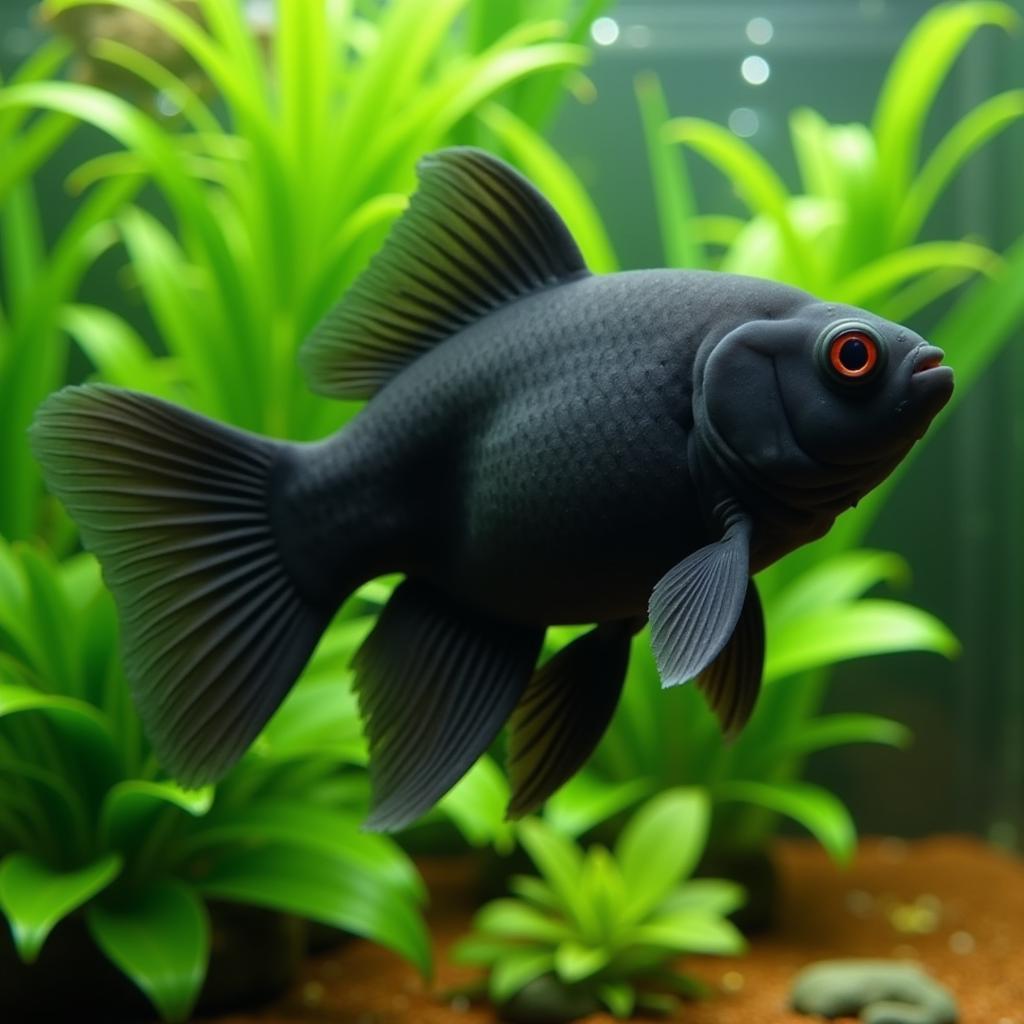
[839,337,869,371]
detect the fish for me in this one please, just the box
[29,147,954,831]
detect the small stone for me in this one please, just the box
[846,889,876,917]
[721,970,745,993]
[948,930,975,955]
[790,959,958,1024]
[889,901,940,935]
[877,838,910,862]
[301,981,325,1006]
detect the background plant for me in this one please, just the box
[0,540,428,1022]
[453,788,745,1020]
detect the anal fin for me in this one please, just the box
[506,620,639,820]
[697,580,764,737]
[353,580,543,832]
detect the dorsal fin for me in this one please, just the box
[300,147,589,399]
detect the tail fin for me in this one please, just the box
[29,385,331,786]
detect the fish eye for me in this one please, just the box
[817,322,884,385]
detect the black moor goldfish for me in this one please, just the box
[30,148,954,830]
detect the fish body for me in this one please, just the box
[31,149,953,829]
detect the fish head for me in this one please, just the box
[696,300,954,512]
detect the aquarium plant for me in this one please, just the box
[644,0,1024,558]
[0,0,613,443]
[0,540,426,1022]
[453,788,745,1021]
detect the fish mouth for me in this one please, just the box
[909,344,954,388]
[911,344,948,376]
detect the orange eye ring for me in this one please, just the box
[829,330,878,379]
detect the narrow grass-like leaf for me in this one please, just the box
[834,240,999,306]
[765,599,960,684]
[637,73,701,268]
[896,89,1024,244]
[478,102,617,272]
[872,1,1019,218]
[665,117,816,288]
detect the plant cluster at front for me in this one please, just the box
[454,788,745,1020]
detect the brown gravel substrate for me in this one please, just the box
[207,836,1024,1024]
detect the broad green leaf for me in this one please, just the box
[87,879,209,1023]
[581,844,627,941]
[766,550,910,626]
[489,948,554,1003]
[765,713,911,758]
[543,771,651,840]
[599,981,635,1018]
[509,874,561,912]
[554,939,609,982]
[615,788,709,920]
[714,780,856,865]
[474,899,569,943]
[100,780,213,854]
[196,844,431,976]
[516,818,588,927]
[255,673,365,764]
[765,599,959,684]
[450,933,516,966]
[439,754,513,851]
[185,800,423,898]
[633,910,746,955]
[0,852,121,962]
[657,879,746,918]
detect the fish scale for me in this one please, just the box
[30,147,953,830]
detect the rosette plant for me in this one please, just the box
[453,788,745,1021]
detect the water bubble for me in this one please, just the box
[740,55,770,86]
[728,107,760,137]
[590,17,620,47]
[746,17,774,45]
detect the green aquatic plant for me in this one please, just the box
[641,0,1024,560]
[599,0,1024,859]
[0,541,427,1022]
[591,550,958,861]
[453,788,744,1020]
[0,0,612,445]
[0,38,144,543]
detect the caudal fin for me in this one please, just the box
[29,385,331,786]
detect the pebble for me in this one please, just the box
[948,931,976,955]
[790,959,958,1024]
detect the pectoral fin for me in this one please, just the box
[649,517,751,688]
[505,620,639,820]
[352,580,543,832]
[697,579,764,737]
